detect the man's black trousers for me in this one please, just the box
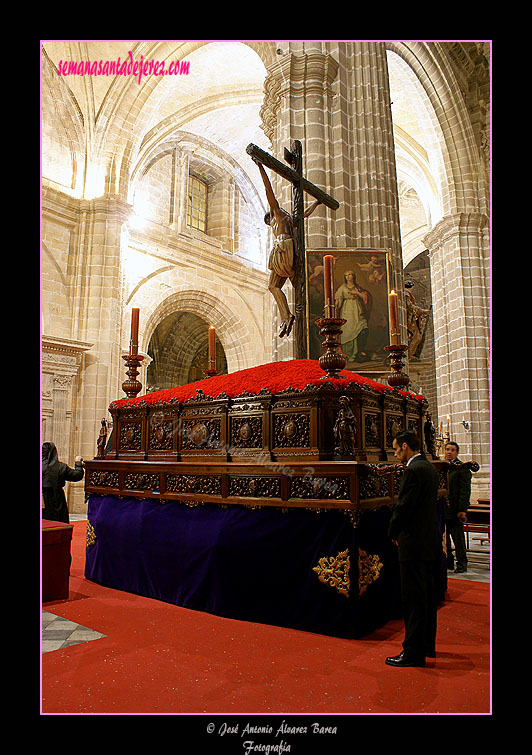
[400,560,439,660]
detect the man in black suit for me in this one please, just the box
[386,429,441,668]
[444,441,472,573]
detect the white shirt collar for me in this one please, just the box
[406,452,421,467]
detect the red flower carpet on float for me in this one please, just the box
[41,521,490,715]
[111,358,424,409]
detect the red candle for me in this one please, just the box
[323,255,335,317]
[208,326,216,369]
[130,308,140,356]
[388,290,399,345]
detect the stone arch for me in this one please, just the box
[92,41,270,200]
[147,310,228,389]
[131,91,265,186]
[91,41,205,198]
[128,129,267,251]
[142,289,257,377]
[385,41,484,219]
[244,41,280,70]
[67,38,276,199]
[130,129,265,212]
[384,42,490,489]
[41,49,86,195]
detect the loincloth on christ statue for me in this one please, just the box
[268,236,294,280]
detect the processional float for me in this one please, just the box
[84,142,476,639]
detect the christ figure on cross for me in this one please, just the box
[253,157,321,338]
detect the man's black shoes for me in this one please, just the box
[385,651,426,668]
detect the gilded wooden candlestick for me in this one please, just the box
[384,343,410,388]
[122,353,144,398]
[315,316,347,379]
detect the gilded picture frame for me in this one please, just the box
[306,248,393,369]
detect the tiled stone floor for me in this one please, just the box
[42,513,490,653]
[42,610,106,653]
[42,512,106,654]
[447,538,490,583]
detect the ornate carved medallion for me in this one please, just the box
[230,416,262,448]
[119,422,142,450]
[89,470,119,488]
[124,472,160,491]
[312,548,350,597]
[148,419,174,450]
[228,476,281,498]
[283,419,297,439]
[190,422,208,447]
[86,521,97,548]
[357,548,383,596]
[274,413,310,448]
[166,474,222,495]
[182,419,221,449]
[364,413,381,448]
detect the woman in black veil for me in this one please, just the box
[42,442,84,523]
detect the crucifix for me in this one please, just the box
[246,140,339,359]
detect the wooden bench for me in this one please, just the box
[463,523,490,549]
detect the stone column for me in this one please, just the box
[424,212,490,499]
[261,42,406,356]
[260,45,340,358]
[207,176,235,252]
[169,147,179,227]
[329,41,404,340]
[227,177,236,253]
[337,43,402,256]
[51,375,72,462]
[173,147,191,234]
[73,196,132,508]
[261,45,338,246]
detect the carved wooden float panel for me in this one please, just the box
[108,382,427,465]
[85,459,450,514]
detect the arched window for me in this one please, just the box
[186,174,207,232]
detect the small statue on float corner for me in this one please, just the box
[424,412,438,459]
[96,418,108,459]
[334,396,357,456]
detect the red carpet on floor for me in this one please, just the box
[41,520,491,716]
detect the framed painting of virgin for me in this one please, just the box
[306,248,393,369]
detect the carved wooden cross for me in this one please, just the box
[246,140,339,359]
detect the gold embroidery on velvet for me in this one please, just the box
[86,521,97,548]
[312,548,350,598]
[358,548,383,596]
[442,527,447,557]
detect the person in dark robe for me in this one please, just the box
[42,442,84,523]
